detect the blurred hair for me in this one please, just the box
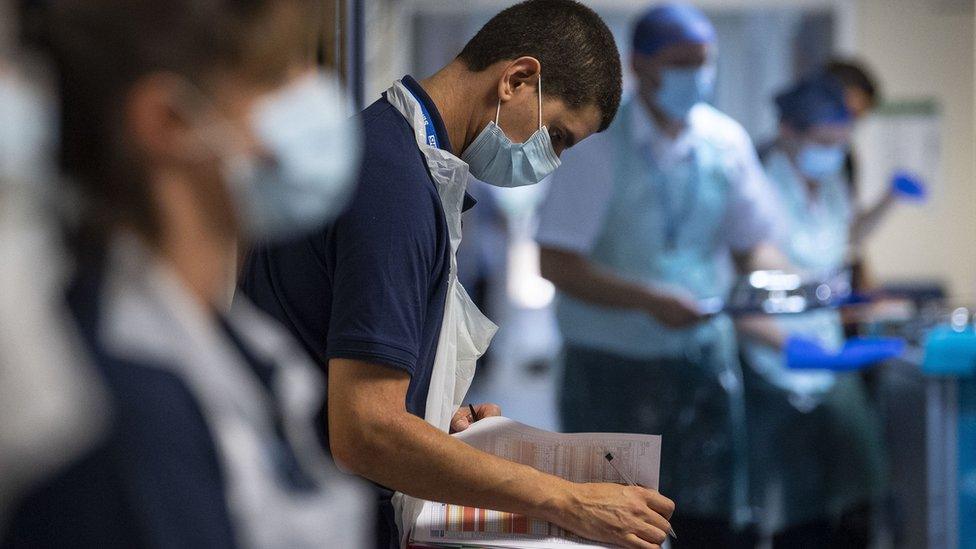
[41,0,310,251]
[630,2,716,57]
[825,58,880,107]
[775,72,851,132]
[457,0,622,132]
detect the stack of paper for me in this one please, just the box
[409,417,661,549]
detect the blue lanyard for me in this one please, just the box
[404,86,439,149]
[646,148,702,250]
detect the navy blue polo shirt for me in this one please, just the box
[238,75,473,547]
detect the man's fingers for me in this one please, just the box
[644,508,671,542]
[449,412,471,433]
[642,489,675,519]
[622,533,659,549]
[633,522,668,546]
[476,403,502,417]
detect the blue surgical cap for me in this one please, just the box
[632,3,716,57]
[775,73,852,131]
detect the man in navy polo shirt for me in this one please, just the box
[240,2,677,548]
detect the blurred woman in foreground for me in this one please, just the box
[2,1,368,547]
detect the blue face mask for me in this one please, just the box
[655,65,715,121]
[796,142,846,180]
[194,72,360,242]
[461,75,561,188]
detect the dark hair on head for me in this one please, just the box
[457,0,622,132]
[825,58,880,107]
[41,0,310,251]
[775,72,850,132]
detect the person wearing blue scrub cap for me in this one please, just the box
[774,74,854,181]
[538,3,781,547]
[736,72,904,547]
[631,3,717,123]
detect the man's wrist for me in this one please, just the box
[530,475,576,524]
[638,288,664,313]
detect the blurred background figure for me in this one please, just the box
[0,0,106,528]
[818,59,927,297]
[536,4,775,546]
[737,73,904,549]
[1,0,370,547]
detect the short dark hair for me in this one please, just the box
[457,0,622,132]
[825,58,881,107]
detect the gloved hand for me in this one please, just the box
[785,336,906,371]
[831,291,874,307]
[891,170,927,201]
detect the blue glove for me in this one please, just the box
[891,171,927,201]
[830,291,874,307]
[785,336,906,371]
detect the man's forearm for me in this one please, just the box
[539,247,656,311]
[734,242,791,273]
[329,359,676,547]
[735,314,787,350]
[336,408,572,522]
[851,193,896,246]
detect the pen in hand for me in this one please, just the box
[468,403,478,422]
[604,452,677,541]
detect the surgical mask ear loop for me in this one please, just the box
[537,74,543,130]
[494,73,544,131]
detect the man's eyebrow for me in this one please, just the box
[563,128,578,148]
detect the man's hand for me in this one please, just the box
[546,482,675,549]
[449,403,501,434]
[644,290,706,328]
[329,359,674,545]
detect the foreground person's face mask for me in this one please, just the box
[189,71,361,242]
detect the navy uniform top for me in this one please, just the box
[2,269,238,549]
[238,75,474,549]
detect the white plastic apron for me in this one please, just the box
[100,235,371,549]
[384,81,499,548]
[743,148,852,404]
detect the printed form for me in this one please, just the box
[410,416,661,549]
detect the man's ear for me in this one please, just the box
[125,72,200,166]
[497,56,541,103]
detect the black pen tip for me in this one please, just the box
[604,453,613,461]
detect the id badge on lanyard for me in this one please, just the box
[404,87,440,149]
[648,148,702,251]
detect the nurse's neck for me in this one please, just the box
[638,90,686,139]
[420,60,504,156]
[152,171,236,312]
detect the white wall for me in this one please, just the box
[852,0,975,301]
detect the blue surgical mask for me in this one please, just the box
[655,65,715,121]
[461,75,560,188]
[193,72,360,241]
[796,142,845,180]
